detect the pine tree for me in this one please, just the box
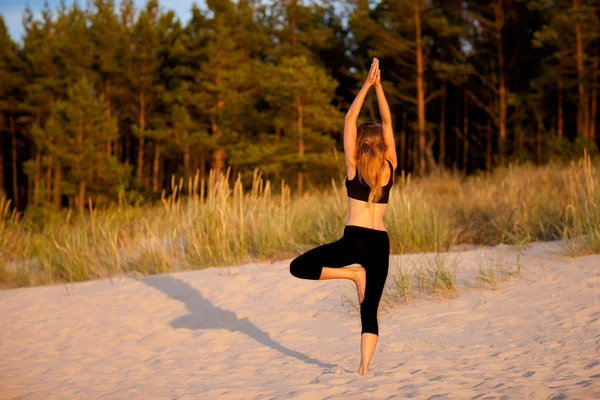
[351,0,462,174]
[148,8,184,192]
[52,0,95,86]
[434,0,519,166]
[128,0,161,187]
[35,77,124,213]
[0,16,26,206]
[260,0,342,193]
[115,0,136,167]
[178,1,266,177]
[90,0,122,158]
[528,0,600,144]
[21,3,64,207]
[260,55,341,191]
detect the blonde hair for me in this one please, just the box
[354,121,392,204]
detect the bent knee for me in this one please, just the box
[290,258,305,278]
[289,258,321,280]
[289,259,299,277]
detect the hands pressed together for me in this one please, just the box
[364,57,381,89]
[345,57,388,123]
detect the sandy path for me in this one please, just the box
[1,241,599,399]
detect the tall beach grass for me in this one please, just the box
[1,153,598,288]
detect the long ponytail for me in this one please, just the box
[355,122,388,205]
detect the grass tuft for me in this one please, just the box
[475,248,523,290]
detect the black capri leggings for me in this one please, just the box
[289,225,390,336]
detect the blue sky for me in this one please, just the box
[0,0,205,43]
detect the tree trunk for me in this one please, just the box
[414,0,426,175]
[53,164,61,211]
[46,153,52,203]
[76,114,85,212]
[10,116,17,208]
[495,0,507,164]
[454,92,460,171]
[211,55,226,174]
[574,0,589,141]
[137,91,145,184]
[535,111,543,163]
[590,55,598,144]
[106,80,112,156]
[439,81,446,167]
[210,110,225,173]
[159,155,165,191]
[463,94,469,171]
[413,126,418,171]
[192,154,198,179]
[212,148,226,173]
[125,131,130,166]
[408,129,413,172]
[78,180,86,214]
[34,150,41,205]
[400,109,407,172]
[153,143,161,192]
[144,161,151,188]
[486,119,492,171]
[558,73,564,138]
[114,128,121,163]
[516,116,523,162]
[297,95,304,195]
[184,142,191,185]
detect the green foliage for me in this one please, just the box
[0,16,25,116]
[25,77,128,210]
[1,0,600,223]
[251,54,343,186]
[546,132,599,163]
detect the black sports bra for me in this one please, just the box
[345,159,395,204]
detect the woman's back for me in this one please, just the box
[345,158,395,232]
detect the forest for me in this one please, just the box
[0,0,599,215]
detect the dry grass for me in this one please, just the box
[0,153,598,288]
[475,249,523,291]
[342,252,460,313]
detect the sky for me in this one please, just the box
[0,0,205,43]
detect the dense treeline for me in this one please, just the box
[0,0,599,215]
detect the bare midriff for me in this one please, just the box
[345,198,388,232]
[344,163,391,232]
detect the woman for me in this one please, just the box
[290,58,396,376]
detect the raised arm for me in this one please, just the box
[344,58,379,169]
[374,70,397,169]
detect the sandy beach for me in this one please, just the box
[1,240,599,399]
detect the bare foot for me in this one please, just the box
[357,364,369,376]
[355,266,366,305]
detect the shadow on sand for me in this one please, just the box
[141,274,336,369]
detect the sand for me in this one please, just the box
[1,240,599,399]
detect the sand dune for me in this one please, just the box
[1,241,599,399]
